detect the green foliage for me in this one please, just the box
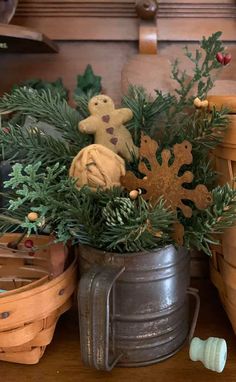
[184,184,236,255]
[185,106,229,151]
[74,65,102,97]
[12,78,68,100]
[0,125,78,167]
[100,196,174,252]
[121,33,229,189]
[74,65,102,117]
[2,163,175,252]
[122,86,175,145]
[2,162,76,237]
[172,31,224,107]
[0,35,235,256]
[0,87,87,145]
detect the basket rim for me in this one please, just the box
[0,274,49,298]
[0,233,55,255]
[0,252,76,303]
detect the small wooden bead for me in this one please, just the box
[193,97,202,108]
[27,212,39,222]
[154,230,163,238]
[201,100,209,108]
[129,190,139,200]
[194,97,208,109]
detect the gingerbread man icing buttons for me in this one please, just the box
[78,95,139,162]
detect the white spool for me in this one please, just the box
[189,337,227,373]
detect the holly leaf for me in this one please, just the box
[74,65,102,97]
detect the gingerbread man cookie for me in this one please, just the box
[78,95,139,161]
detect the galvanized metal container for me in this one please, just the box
[78,244,193,370]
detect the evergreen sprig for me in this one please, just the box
[1,162,175,252]
[187,106,229,151]
[100,196,174,252]
[184,184,236,255]
[0,125,80,167]
[122,86,175,145]
[13,78,68,100]
[2,162,76,237]
[172,31,224,107]
[0,87,90,146]
[0,125,78,167]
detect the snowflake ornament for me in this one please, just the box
[121,134,212,219]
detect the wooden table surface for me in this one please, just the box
[2,279,236,382]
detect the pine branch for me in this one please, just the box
[1,162,175,251]
[0,213,22,225]
[171,31,224,107]
[73,93,91,118]
[13,78,69,100]
[184,184,236,255]
[100,197,175,252]
[0,87,91,146]
[122,86,175,145]
[190,156,216,189]
[0,124,78,167]
[187,107,229,151]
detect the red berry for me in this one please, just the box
[24,239,34,249]
[29,251,35,257]
[224,53,232,65]
[216,52,224,64]
[2,127,9,133]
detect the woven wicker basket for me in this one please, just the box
[0,234,77,364]
[210,240,236,333]
[208,95,236,187]
[208,95,236,333]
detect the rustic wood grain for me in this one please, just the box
[12,1,236,41]
[0,41,137,104]
[122,43,236,98]
[1,41,235,109]
[0,24,58,53]
[14,0,236,18]
[0,279,235,381]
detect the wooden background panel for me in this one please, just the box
[12,0,236,41]
[11,17,139,41]
[0,42,137,104]
[1,41,236,104]
[157,19,236,41]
